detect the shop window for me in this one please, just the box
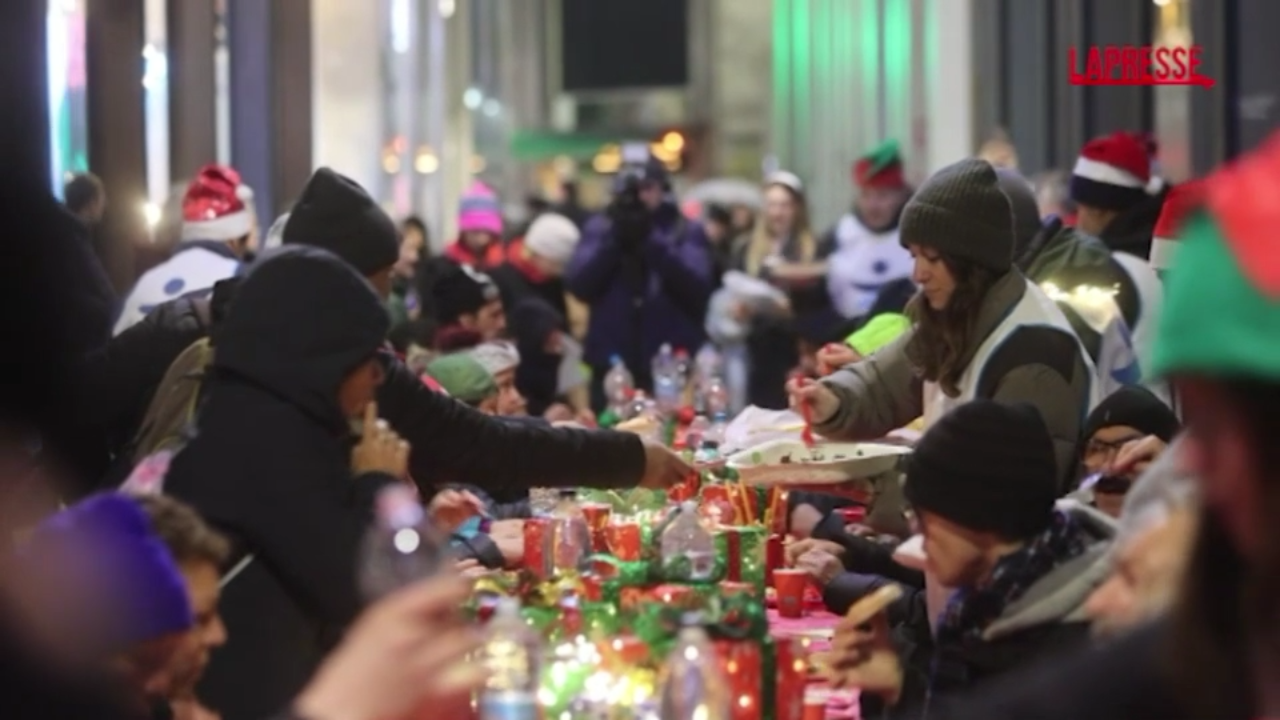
[1153,0,1193,181]
[46,0,89,197]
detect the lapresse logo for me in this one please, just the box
[1068,45,1214,88]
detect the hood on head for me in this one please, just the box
[212,245,390,430]
[982,499,1117,641]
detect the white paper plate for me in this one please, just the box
[726,439,911,486]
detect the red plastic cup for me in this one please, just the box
[582,502,612,552]
[802,689,828,720]
[765,533,785,586]
[522,518,553,578]
[773,568,808,618]
[837,505,868,525]
[605,521,642,561]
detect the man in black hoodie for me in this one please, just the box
[76,169,688,499]
[162,246,401,719]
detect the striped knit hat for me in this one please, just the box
[458,181,503,235]
[1070,132,1151,212]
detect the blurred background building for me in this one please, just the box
[10,0,1279,252]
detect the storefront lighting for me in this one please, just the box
[415,150,440,174]
[463,87,483,110]
[1153,0,1171,5]
[661,131,685,153]
[391,0,411,53]
[383,154,401,174]
[482,99,501,117]
[142,201,161,229]
[439,0,456,19]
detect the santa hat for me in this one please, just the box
[1124,131,1166,195]
[524,213,581,267]
[181,164,254,242]
[1149,180,1206,271]
[853,140,906,190]
[458,181,503,235]
[1069,133,1151,212]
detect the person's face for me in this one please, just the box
[1085,508,1197,638]
[528,251,565,278]
[476,395,500,415]
[919,511,992,588]
[639,181,664,212]
[705,219,728,245]
[1082,424,1146,476]
[493,368,527,416]
[731,205,755,232]
[366,267,395,301]
[166,562,226,698]
[88,193,107,223]
[460,301,507,340]
[396,228,425,279]
[1075,205,1117,237]
[856,186,904,230]
[1177,378,1265,560]
[763,185,799,237]
[337,356,387,419]
[908,244,957,310]
[462,230,497,253]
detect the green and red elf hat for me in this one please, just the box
[1148,179,1207,271]
[1150,133,1280,381]
[853,140,906,190]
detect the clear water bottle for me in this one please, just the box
[602,354,635,415]
[358,485,448,600]
[528,487,559,517]
[658,621,730,720]
[704,411,730,448]
[550,489,592,575]
[685,414,711,450]
[478,598,543,720]
[652,343,681,417]
[702,375,730,417]
[661,501,717,581]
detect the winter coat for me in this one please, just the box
[488,240,571,321]
[815,270,1096,487]
[510,297,570,417]
[1098,187,1166,260]
[864,503,1116,720]
[163,247,397,720]
[926,620,1192,720]
[78,290,646,501]
[566,202,715,375]
[114,241,241,336]
[820,209,914,319]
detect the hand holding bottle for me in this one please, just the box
[352,403,410,479]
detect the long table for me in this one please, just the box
[768,608,861,719]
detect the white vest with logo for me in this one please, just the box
[826,213,915,318]
[922,278,1100,428]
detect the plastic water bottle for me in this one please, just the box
[652,344,681,416]
[358,485,448,600]
[549,489,592,575]
[478,598,543,720]
[602,354,635,415]
[659,621,731,720]
[661,501,717,581]
[685,414,711,450]
[704,411,730,448]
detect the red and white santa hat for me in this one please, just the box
[1150,178,1206,271]
[180,164,255,242]
[1069,132,1151,212]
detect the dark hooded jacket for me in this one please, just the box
[1097,187,1167,260]
[163,247,398,720]
[511,297,570,417]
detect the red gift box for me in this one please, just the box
[713,640,763,720]
[774,637,806,720]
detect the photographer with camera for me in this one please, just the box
[565,149,715,410]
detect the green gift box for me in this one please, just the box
[715,525,768,595]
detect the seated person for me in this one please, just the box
[1074,385,1180,517]
[828,401,1113,720]
[425,353,500,414]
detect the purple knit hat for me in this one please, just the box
[458,181,503,235]
[18,493,194,654]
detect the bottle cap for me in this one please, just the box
[680,500,697,514]
[494,597,521,619]
[610,354,622,366]
[376,485,423,526]
[700,440,720,450]
[558,488,578,500]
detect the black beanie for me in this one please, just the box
[1082,386,1181,444]
[283,168,400,276]
[429,259,499,324]
[899,158,1015,272]
[904,400,1058,540]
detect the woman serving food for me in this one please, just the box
[787,158,1097,488]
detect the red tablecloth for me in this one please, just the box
[768,609,860,719]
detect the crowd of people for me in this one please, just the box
[1,118,1278,720]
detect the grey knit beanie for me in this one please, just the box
[899,158,1015,272]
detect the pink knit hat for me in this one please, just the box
[458,181,503,235]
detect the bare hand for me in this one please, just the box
[292,575,484,720]
[817,343,862,376]
[786,377,840,425]
[352,403,410,479]
[795,549,844,586]
[490,519,526,568]
[829,608,903,701]
[543,403,576,423]
[1109,435,1168,479]
[427,489,485,534]
[638,441,694,490]
[785,537,846,566]
[453,558,493,578]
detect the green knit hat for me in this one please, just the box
[425,353,498,404]
[846,313,912,357]
[1149,207,1280,381]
